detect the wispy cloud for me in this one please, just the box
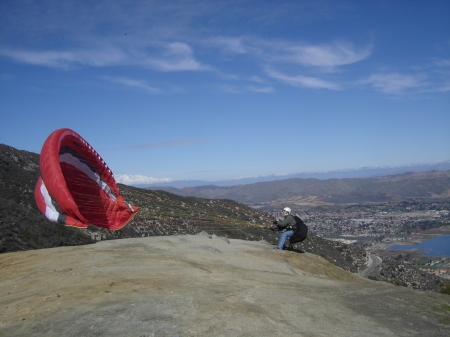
[359,57,450,95]
[266,68,340,90]
[278,41,372,69]
[0,49,78,69]
[0,0,371,91]
[210,37,372,71]
[0,47,125,69]
[209,37,371,90]
[116,174,173,185]
[361,73,426,95]
[219,84,274,94]
[102,76,162,94]
[122,138,206,149]
[139,42,209,71]
[248,76,267,83]
[434,59,450,67]
[206,36,248,54]
[1,0,445,99]
[1,41,209,73]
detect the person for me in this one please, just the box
[271,207,296,249]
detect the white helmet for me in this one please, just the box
[283,207,291,214]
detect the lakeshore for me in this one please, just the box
[389,234,450,257]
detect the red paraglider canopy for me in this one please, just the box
[34,128,139,230]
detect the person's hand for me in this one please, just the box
[272,220,278,225]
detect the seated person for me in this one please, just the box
[272,207,296,249]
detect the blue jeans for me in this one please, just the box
[278,230,294,249]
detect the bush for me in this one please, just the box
[440,280,450,295]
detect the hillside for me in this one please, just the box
[0,144,95,252]
[148,170,450,206]
[1,235,449,336]
[1,143,448,294]
[0,143,271,252]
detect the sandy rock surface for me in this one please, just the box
[1,234,449,337]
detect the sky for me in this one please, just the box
[0,0,449,185]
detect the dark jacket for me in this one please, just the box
[276,214,296,230]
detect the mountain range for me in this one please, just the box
[139,160,450,188]
[148,170,450,208]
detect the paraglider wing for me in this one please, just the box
[34,128,139,230]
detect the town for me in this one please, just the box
[267,199,450,279]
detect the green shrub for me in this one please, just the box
[440,280,450,295]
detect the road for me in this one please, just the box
[361,254,383,278]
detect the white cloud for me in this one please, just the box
[266,68,340,90]
[219,84,274,94]
[210,37,372,71]
[102,76,162,94]
[1,42,208,72]
[207,36,248,54]
[139,42,209,71]
[362,73,425,95]
[248,76,267,83]
[116,174,173,185]
[6,1,446,99]
[0,49,77,69]
[280,41,372,68]
[0,47,125,69]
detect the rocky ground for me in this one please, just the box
[1,234,449,337]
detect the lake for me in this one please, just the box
[389,234,450,257]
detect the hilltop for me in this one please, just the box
[1,235,449,336]
[0,143,448,294]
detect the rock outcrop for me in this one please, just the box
[1,235,449,337]
[369,256,445,291]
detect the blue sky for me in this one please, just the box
[1,0,449,185]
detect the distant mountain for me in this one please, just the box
[148,170,450,206]
[139,160,450,188]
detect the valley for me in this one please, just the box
[263,198,450,278]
